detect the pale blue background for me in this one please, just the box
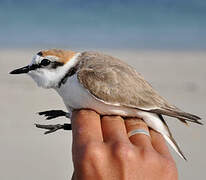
[0,0,206,49]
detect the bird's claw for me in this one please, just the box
[35,123,72,134]
[38,110,70,120]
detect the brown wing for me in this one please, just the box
[77,51,201,124]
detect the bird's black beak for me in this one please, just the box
[10,65,30,74]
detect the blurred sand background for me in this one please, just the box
[1,49,205,180]
[1,0,206,179]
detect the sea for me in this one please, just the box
[0,0,205,50]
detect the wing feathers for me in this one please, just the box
[158,115,187,160]
[77,51,202,126]
[163,135,187,160]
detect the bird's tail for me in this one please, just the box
[150,107,202,125]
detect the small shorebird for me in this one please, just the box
[10,49,202,160]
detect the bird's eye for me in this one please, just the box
[40,59,51,66]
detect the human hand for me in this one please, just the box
[71,110,178,180]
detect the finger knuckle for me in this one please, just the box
[112,142,135,160]
[139,147,153,156]
[80,142,105,162]
[78,109,98,117]
[77,109,90,116]
[102,115,122,121]
[139,147,158,163]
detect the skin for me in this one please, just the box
[71,110,178,180]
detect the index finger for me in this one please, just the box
[72,109,103,147]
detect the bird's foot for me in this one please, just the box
[38,110,71,120]
[35,123,72,134]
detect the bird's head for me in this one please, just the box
[10,49,80,88]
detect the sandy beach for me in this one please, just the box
[1,49,205,180]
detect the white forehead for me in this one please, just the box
[30,55,60,65]
[31,55,42,65]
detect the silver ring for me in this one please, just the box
[128,129,150,138]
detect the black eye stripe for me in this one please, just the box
[29,60,64,70]
[37,51,43,56]
[51,61,64,69]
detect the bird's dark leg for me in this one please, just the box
[36,110,72,134]
[38,110,71,120]
[35,123,72,134]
